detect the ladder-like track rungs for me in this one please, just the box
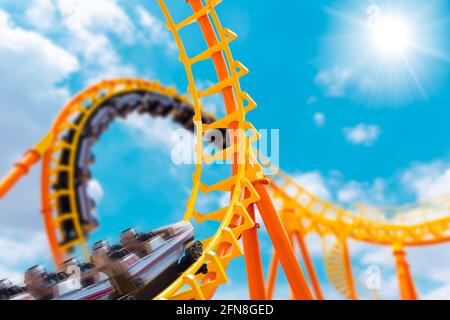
[53,213,77,226]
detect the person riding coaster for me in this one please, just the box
[1,221,207,300]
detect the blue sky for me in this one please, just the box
[0,0,450,300]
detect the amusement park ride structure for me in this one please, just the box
[0,0,449,300]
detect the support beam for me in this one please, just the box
[242,203,267,300]
[0,151,40,198]
[255,182,314,300]
[266,252,279,300]
[0,133,53,199]
[392,243,418,300]
[341,237,358,300]
[295,231,324,300]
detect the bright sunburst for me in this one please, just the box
[320,1,449,105]
[371,16,412,56]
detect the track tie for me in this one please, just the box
[49,190,72,199]
[197,77,234,99]
[205,251,228,283]
[183,274,206,300]
[220,227,244,259]
[52,213,77,226]
[193,207,228,223]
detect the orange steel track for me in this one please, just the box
[1,0,449,301]
[0,0,314,300]
[265,170,450,300]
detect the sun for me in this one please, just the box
[322,2,448,103]
[371,16,412,56]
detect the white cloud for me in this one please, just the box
[408,244,450,299]
[315,67,352,97]
[0,232,49,267]
[402,160,450,201]
[337,181,363,203]
[0,9,78,283]
[135,6,176,51]
[73,29,136,84]
[0,1,178,286]
[343,123,381,146]
[56,0,134,38]
[87,179,104,203]
[337,178,386,204]
[380,274,402,300]
[24,1,179,85]
[24,0,139,84]
[304,234,326,257]
[287,170,387,206]
[313,112,326,127]
[26,0,134,37]
[26,0,57,31]
[0,9,79,172]
[356,241,450,300]
[55,0,137,84]
[359,245,392,268]
[292,171,331,200]
[0,230,49,283]
[424,284,450,300]
[119,113,182,150]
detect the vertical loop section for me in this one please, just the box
[155,0,263,300]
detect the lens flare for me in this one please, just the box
[372,16,412,55]
[320,1,449,105]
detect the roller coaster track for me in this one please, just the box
[1,0,448,301]
[268,170,449,299]
[40,78,217,260]
[271,171,450,246]
[323,239,357,300]
[0,0,314,300]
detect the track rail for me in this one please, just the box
[323,238,357,300]
[40,79,217,261]
[1,0,311,300]
[271,171,450,246]
[32,71,258,299]
[154,0,264,300]
[4,0,445,300]
[35,4,265,300]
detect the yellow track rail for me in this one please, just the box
[323,239,357,300]
[271,171,450,246]
[1,0,263,300]
[41,79,198,258]
[41,0,264,300]
[36,74,259,299]
[154,0,263,300]
[4,0,446,301]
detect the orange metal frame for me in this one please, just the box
[0,0,315,300]
[188,0,313,300]
[0,0,432,302]
[392,244,418,300]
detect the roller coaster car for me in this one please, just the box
[0,279,32,300]
[51,90,212,258]
[137,94,174,117]
[172,104,195,130]
[1,222,204,301]
[55,140,97,245]
[87,221,206,300]
[22,265,81,300]
[87,108,116,137]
